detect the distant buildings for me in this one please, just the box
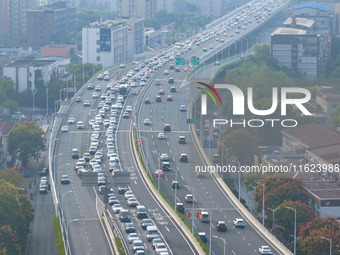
[0,120,16,170]
[82,21,128,67]
[3,59,60,92]
[26,2,77,49]
[113,0,157,18]
[270,1,332,79]
[0,0,35,41]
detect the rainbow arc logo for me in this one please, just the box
[197,82,223,115]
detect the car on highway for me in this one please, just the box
[127,197,139,207]
[185,194,193,203]
[155,96,162,102]
[61,126,68,133]
[141,218,153,230]
[132,240,144,254]
[146,225,159,241]
[83,100,91,107]
[67,117,75,124]
[170,86,176,93]
[128,233,138,243]
[179,153,188,162]
[119,64,125,68]
[198,232,207,243]
[215,61,220,65]
[179,105,187,111]
[171,181,179,189]
[109,196,119,206]
[176,203,184,213]
[144,98,151,104]
[161,161,170,171]
[87,83,94,90]
[175,67,180,72]
[136,205,148,219]
[71,148,79,159]
[38,168,49,176]
[217,221,227,232]
[77,121,83,129]
[166,95,173,101]
[124,191,135,200]
[169,64,175,70]
[118,186,128,194]
[163,70,169,75]
[119,209,131,222]
[158,89,165,95]
[125,223,136,233]
[157,133,165,139]
[144,119,151,125]
[92,92,99,98]
[95,86,102,91]
[97,74,104,80]
[178,136,186,144]
[163,124,171,132]
[233,218,245,228]
[123,112,129,118]
[155,243,168,255]
[152,238,163,250]
[168,77,174,84]
[39,186,48,194]
[200,211,210,222]
[155,80,161,85]
[160,154,169,161]
[75,96,82,103]
[258,246,273,255]
[60,175,70,184]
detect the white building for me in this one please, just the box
[82,21,128,68]
[122,17,144,60]
[3,59,59,92]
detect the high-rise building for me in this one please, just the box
[0,0,34,41]
[82,21,128,67]
[114,0,157,18]
[26,2,77,49]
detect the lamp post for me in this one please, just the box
[255,182,265,226]
[285,206,296,255]
[185,185,195,235]
[267,207,281,233]
[53,152,63,184]
[73,68,80,89]
[212,235,226,255]
[174,167,178,213]
[320,236,332,255]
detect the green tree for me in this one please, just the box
[0,77,17,103]
[0,168,25,189]
[298,217,340,255]
[330,105,340,129]
[273,200,314,245]
[0,179,34,253]
[223,128,260,164]
[8,121,46,166]
[2,99,18,113]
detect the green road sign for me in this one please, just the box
[176,57,185,65]
[191,57,200,65]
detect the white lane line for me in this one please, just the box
[232,251,236,255]
[242,237,245,240]
[248,243,251,246]
[181,176,184,180]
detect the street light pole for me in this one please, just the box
[268,207,281,233]
[320,236,332,255]
[212,236,226,255]
[32,89,37,115]
[256,182,265,226]
[53,152,63,186]
[209,210,212,255]
[286,206,296,255]
[174,167,178,212]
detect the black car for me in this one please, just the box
[179,153,188,162]
[38,168,49,176]
[163,124,171,132]
[141,219,153,230]
[145,98,151,104]
[61,175,70,184]
[176,203,185,213]
[170,87,176,93]
[168,77,174,84]
[216,221,227,232]
[71,149,79,159]
[161,161,170,171]
[155,96,162,102]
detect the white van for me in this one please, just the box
[146,225,158,241]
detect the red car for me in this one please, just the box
[166,95,173,101]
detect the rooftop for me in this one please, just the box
[271,27,307,36]
[290,1,329,12]
[281,123,340,149]
[5,59,57,68]
[308,143,340,165]
[86,20,127,29]
[283,17,315,28]
[0,120,16,136]
[304,180,340,199]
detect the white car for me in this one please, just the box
[258,246,273,254]
[233,218,245,228]
[160,154,169,161]
[92,92,99,98]
[61,126,68,133]
[158,133,165,139]
[67,118,75,124]
[77,121,83,129]
[144,119,151,125]
[128,233,138,243]
[112,204,122,214]
[179,105,187,111]
[126,105,132,112]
